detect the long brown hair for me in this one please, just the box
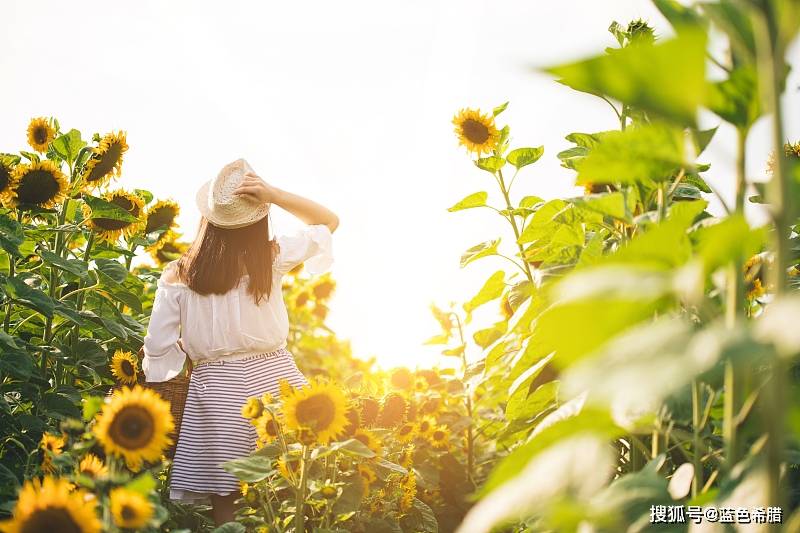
[176,216,277,304]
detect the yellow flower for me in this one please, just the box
[389,368,414,391]
[359,397,380,427]
[0,157,15,207]
[109,349,139,385]
[261,392,275,405]
[417,416,436,437]
[320,485,338,499]
[358,463,377,485]
[395,422,417,444]
[281,378,349,444]
[353,428,382,456]
[312,278,335,300]
[419,396,443,416]
[94,385,174,471]
[77,453,108,479]
[153,238,189,266]
[81,131,128,189]
[40,433,65,474]
[27,117,56,153]
[241,397,264,420]
[9,160,68,208]
[1,476,101,533]
[253,411,281,444]
[399,471,416,512]
[747,278,766,300]
[278,378,297,399]
[109,487,153,529]
[277,453,302,483]
[82,189,145,243]
[378,393,407,428]
[452,108,500,156]
[427,425,450,449]
[144,199,180,239]
[399,444,415,468]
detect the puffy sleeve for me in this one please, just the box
[142,274,186,382]
[274,224,334,275]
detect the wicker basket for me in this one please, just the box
[108,348,191,460]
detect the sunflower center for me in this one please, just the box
[0,164,10,192]
[86,143,123,183]
[265,418,279,436]
[295,393,336,431]
[145,207,178,233]
[121,360,135,376]
[33,127,49,146]
[20,506,81,533]
[433,431,445,440]
[16,170,60,205]
[461,119,490,144]
[109,405,155,450]
[94,196,138,231]
[121,505,137,522]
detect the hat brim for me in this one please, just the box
[195,180,271,229]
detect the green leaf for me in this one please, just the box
[546,30,707,126]
[94,258,129,283]
[37,249,89,279]
[125,472,157,495]
[691,126,718,156]
[707,66,762,128]
[82,195,137,223]
[493,101,509,116]
[0,350,34,380]
[473,320,507,349]
[447,192,488,212]
[574,124,690,186]
[82,396,104,421]
[0,213,24,256]
[51,129,87,165]
[653,0,706,33]
[475,156,505,173]
[412,499,439,533]
[693,215,766,274]
[211,523,246,533]
[703,0,756,63]
[464,271,505,313]
[460,239,500,268]
[506,147,544,169]
[4,276,54,317]
[221,455,273,482]
[573,191,628,221]
[519,196,543,209]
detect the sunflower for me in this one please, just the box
[241,397,264,420]
[389,368,414,391]
[413,376,428,393]
[415,369,442,388]
[281,379,349,444]
[416,416,436,437]
[40,433,65,474]
[419,396,443,416]
[0,157,15,207]
[399,471,416,512]
[1,476,101,533]
[359,397,380,427]
[81,131,128,189]
[747,278,766,300]
[27,117,56,153]
[82,189,145,243]
[399,444,415,468]
[353,428,382,456]
[320,485,338,499]
[253,411,281,444]
[378,393,407,428]
[312,303,329,321]
[109,487,153,530]
[9,160,68,208]
[144,199,180,240]
[341,405,361,438]
[94,385,174,471]
[109,350,139,385]
[312,279,335,300]
[452,108,500,156]
[427,426,450,449]
[279,378,297,399]
[77,453,108,479]
[294,292,310,308]
[358,464,377,487]
[153,238,189,266]
[396,422,418,444]
[277,454,302,483]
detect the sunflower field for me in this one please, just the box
[2,0,800,532]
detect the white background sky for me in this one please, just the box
[2,1,798,369]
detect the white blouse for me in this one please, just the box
[142,224,333,382]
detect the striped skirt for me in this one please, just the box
[169,347,308,502]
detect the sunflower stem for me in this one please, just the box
[691,379,703,498]
[294,445,310,533]
[452,312,475,487]
[3,210,18,334]
[496,169,534,283]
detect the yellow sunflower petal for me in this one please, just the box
[27,117,56,153]
[109,487,153,529]
[2,476,101,533]
[9,160,68,209]
[452,108,500,156]
[281,378,349,444]
[81,131,128,189]
[109,350,139,385]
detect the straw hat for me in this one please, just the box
[195,158,271,229]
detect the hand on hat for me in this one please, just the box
[233,172,277,205]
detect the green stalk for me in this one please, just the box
[691,380,703,497]
[752,5,790,510]
[496,169,534,283]
[3,211,17,333]
[294,445,310,533]
[453,312,475,486]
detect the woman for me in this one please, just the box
[142,158,339,524]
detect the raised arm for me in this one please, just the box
[234,172,339,233]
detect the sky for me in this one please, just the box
[2,0,798,370]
